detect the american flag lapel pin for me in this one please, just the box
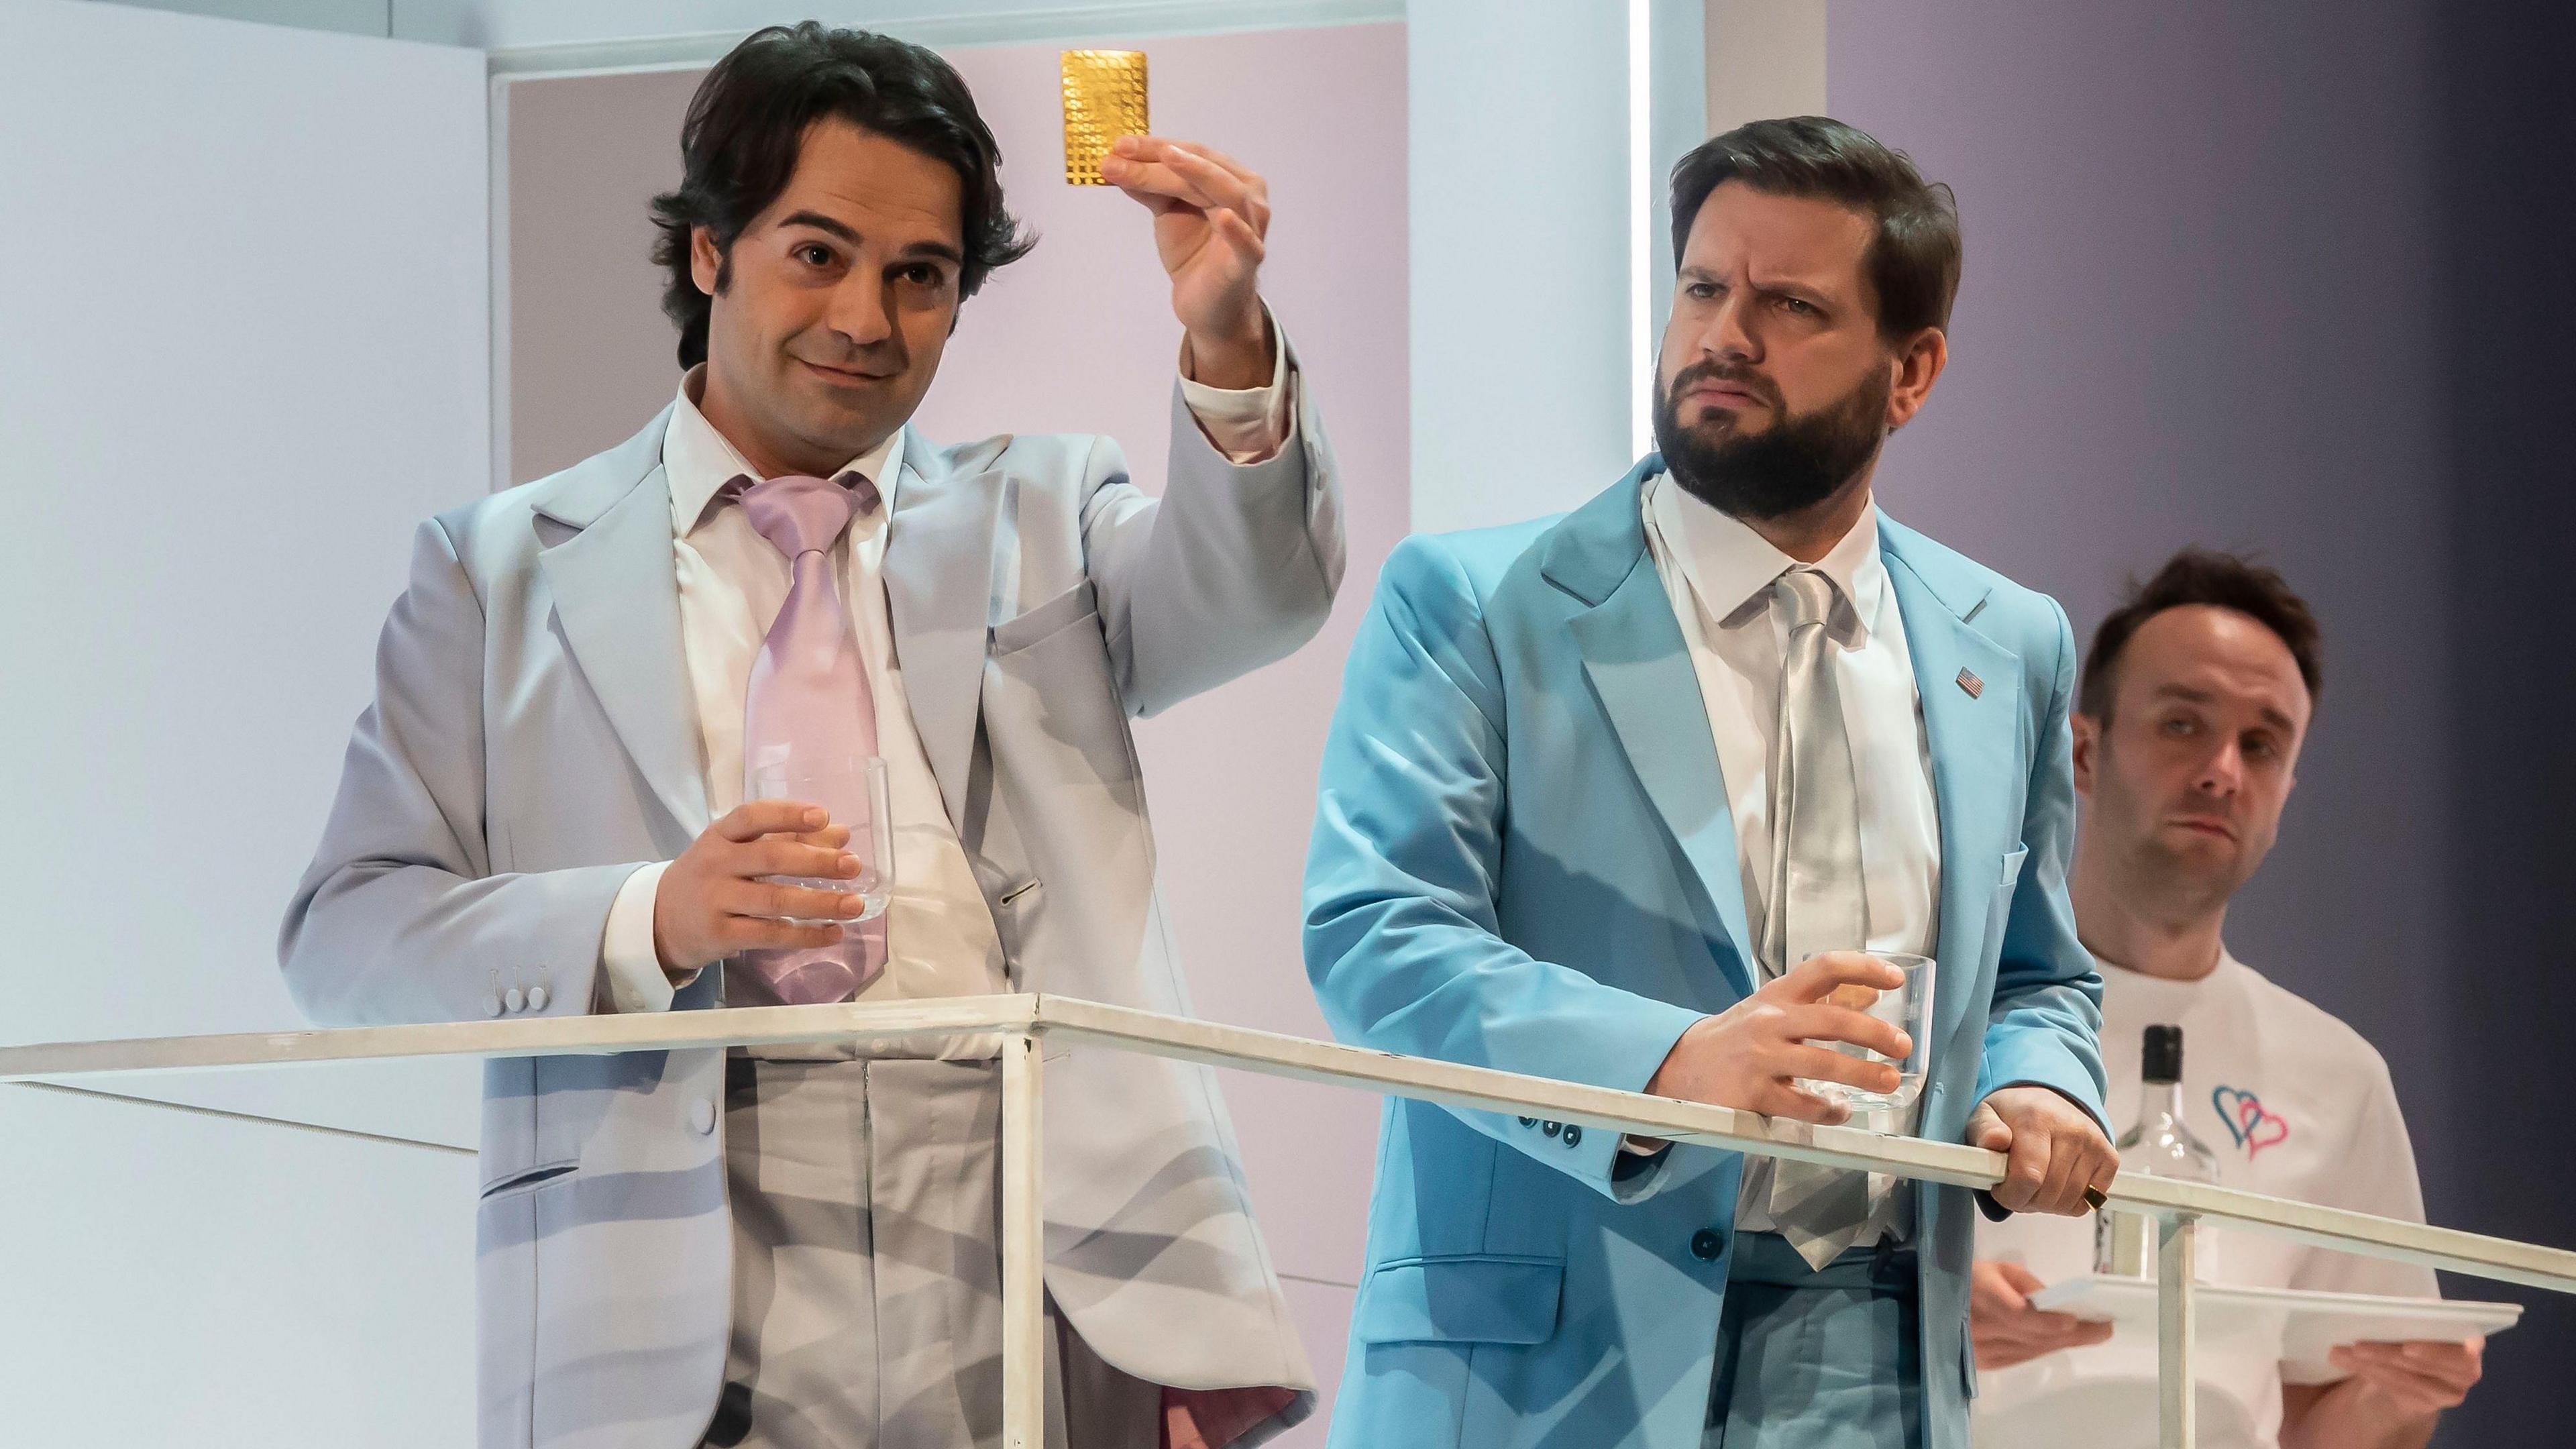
[1956,668,1984,699]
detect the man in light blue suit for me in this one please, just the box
[1305,118,2118,1449]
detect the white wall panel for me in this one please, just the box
[0,5,488,1440]
[0,0,489,1139]
[1404,0,1635,533]
[0,1085,476,1446]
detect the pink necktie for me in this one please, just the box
[735,472,885,1006]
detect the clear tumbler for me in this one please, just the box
[1794,951,1935,1112]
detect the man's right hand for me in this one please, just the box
[1970,1259,2114,1368]
[1642,951,1914,1122]
[653,800,868,975]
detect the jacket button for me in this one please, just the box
[505,987,527,1014]
[1561,1124,1583,1148]
[691,1099,718,1135]
[1691,1229,1723,1262]
[1542,1121,1562,1138]
[1518,1118,1539,1128]
[527,985,550,1012]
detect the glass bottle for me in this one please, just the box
[2095,1024,2221,1279]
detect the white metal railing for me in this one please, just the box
[6,994,2571,1449]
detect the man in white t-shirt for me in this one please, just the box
[1970,549,2483,1449]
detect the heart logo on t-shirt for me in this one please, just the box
[2212,1084,2289,1160]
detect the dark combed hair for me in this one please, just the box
[2079,548,2325,720]
[648,22,1036,369]
[1668,116,1962,343]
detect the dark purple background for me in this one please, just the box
[1830,2,2575,1438]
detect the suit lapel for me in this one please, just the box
[882,442,1008,827]
[1881,519,2021,1057]
[1549,468,1758,998]
[532,412,710,842]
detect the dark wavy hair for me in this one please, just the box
[648,22,1035,369]
[1668,116,1962,343]
[2080,548,2325,720]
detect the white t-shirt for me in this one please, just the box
[1973,950,2438,1449]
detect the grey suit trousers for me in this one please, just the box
[706,1051,1161,1449]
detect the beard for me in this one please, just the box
[1653,359,1890,520]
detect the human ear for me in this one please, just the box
[690,226,724,297]
[1884,327,1947,430]
[2071,712,2101,798]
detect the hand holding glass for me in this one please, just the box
[1794,951,1935,1112]
[748,753,893,924]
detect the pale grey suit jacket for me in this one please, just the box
[280,366,1342,1449]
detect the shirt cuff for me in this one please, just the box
[598,860,692,1014]
[1177,311,1292,464]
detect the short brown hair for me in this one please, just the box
[1668,116,1962,343]
[2079,548,2324,720]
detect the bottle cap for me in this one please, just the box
[2142,1024,2184,1083]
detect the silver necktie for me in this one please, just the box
[1761,566,1883,1269]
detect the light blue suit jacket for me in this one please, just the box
[1303,460,2107,1449]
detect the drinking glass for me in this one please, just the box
[748,749,894,922]
[1794,951,1935,1112]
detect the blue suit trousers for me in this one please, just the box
[1705,1234,1924,1449]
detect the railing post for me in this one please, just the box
[2157,1214,2199,1449]
[1001,1029,1045,1448]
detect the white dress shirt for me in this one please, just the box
[1639,472,1943,1240]
[596,344,1292,1020]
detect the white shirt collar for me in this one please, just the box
[663,364,905,536]
[1649,470,1888,645]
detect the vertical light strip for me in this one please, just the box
[1628,0,1654,462]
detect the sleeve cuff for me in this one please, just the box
[1177,307,1293,463]
[598,860,692,1014]
[1974,1058,2115,1140]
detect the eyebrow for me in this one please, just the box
[775,210,964,266]
[1676,264,1832,305]
[2151,683,2298,733]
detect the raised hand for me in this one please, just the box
[1099,136,1273,389]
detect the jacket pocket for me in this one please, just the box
[1984,846,2032,957]
[479,1159,578,1200]
[989,580,1099,657]
[983,579,1140,784]
[1351,1254,1564,1346]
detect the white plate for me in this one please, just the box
[2029,1273,2520,1377]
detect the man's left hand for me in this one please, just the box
[1967,1085,2118,1216]
[1102,136,1273,388]
[2327,1338,2483,1417]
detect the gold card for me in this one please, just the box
[1062,49,1148,185]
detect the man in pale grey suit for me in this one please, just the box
[281,23,1338,1449]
